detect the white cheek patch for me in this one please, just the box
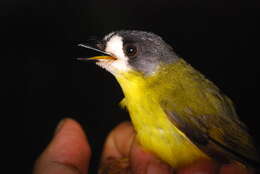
[100,35,132,74]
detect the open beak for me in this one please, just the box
[77,44,117,61]
[77,56,116,61]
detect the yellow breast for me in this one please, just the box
[125,89,208,168]
[116,63,209,168]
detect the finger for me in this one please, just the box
[177,159,220,174]
[101,121,135,162]
[130,140,173,174]
[33,118,91,174]
[101,121,173,174]
[219,163,253,174]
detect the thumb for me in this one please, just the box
[33,118,91,174]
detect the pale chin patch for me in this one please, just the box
[96,34,132,75]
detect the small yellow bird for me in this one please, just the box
[78,30,259,170]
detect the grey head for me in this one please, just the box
[96,30,179,75]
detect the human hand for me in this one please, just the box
[33,118,91,174]
[33,118,251,174]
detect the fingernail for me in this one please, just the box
[54,119,66,135]
[147,161,172,174]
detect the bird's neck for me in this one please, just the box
[115,58,189,100]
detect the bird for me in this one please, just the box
[78,30,259,172]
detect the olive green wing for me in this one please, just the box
[160,60,259,167]
[163,105,260,168]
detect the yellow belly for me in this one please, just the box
[115,64,210,168]
[126,97,209,168]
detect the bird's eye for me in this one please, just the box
[124,43,138,57]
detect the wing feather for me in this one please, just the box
[163,98,260,167]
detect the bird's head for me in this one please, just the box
[79,30,179,77]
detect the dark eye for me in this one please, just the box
[124,43,138,57]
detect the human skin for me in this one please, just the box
[33,118,251,174]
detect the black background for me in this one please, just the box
[3,0,259,173]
